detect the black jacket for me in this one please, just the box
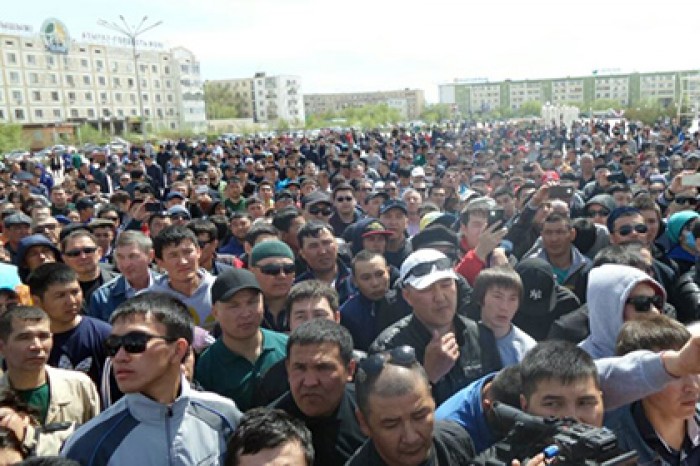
[270,385,366,466]
[346,420,475,466]
[370,314,501,405]
[672,268,700,323]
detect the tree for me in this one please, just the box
[624,99,675,126]
[517,100,543,118]
[204,82,247,120]
[305,103,402,129]
[0,124,30,153]
[421,104,452,124]
[75,124,110,145]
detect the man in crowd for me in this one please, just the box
[379,200,412,268]
[195,268,287,412]
[61,230,118,304]
[249,240,296,332]
[89,231,159,322]
[62,293,241,464]
[329,184,361,237]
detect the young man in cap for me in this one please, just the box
[249,240,296,332]
[61,230,118,304]
[346,218,394,257]
[329,184,361,238]
[14,234,60,282]
[301,191,333,223]
[379,200,412,269]
[3,212,32,263]
[195,268,288,412]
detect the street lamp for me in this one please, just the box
[97,16,162,136]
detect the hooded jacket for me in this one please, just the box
[579,264,666,359]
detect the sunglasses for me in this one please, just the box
[586,209,610,218]
[404,257,452,281]
[171,214,190,221]
[64,246,98,258]
[104,331,179,357]
[309,206,332,216]
[260,263,296,276]
[675,197,698,205]
[335,196,353,203]
[356,346,417,384]
[615,223,648,236]
[625,295,663,312]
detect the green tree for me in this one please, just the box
[421,104,452,124]
[75,124,110,145]
[204,82,247,120]
[591,99,623,111]
[625,99,675,125]
[517,100,543,117]
[0,124,30,153]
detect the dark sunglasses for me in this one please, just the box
[675,197,698,205]
[335,196,354,203]
[615,223,648,236]
[64,246,98,258]
[626,295,663,312]
[171,214,190,220]
[355,346,417,384]
[586,209,610,218]
[260,263,296,276]
[309,206,332,216]
[104,331,178,357]
[404,257,452,281]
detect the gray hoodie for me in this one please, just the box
[579,264,666,359]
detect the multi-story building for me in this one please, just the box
[440,70,700,115]
[0,17,206,135]
[206,72,304,125]
[304,88,426,121]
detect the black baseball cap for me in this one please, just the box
[211,269,261,304]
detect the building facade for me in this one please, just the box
[0,18,206,135]
[439,70,700,115]
[303,88,426,120]
[206,72,304,125]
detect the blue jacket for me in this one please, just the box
[88,271,160,322]
[61,377,241,466]
[435,372,496,454]
[295,258,355,305]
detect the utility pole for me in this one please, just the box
[97,16,162,136]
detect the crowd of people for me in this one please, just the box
[0,117,698,465]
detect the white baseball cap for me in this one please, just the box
[400,249,457,290]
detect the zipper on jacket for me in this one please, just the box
[166,405,174,465]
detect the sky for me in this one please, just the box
[8,0,699,103]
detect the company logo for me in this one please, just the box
[40,18,70,54]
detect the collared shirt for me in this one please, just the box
[632,400,700,465]
[194,328,287,412]
[124,270,157,300]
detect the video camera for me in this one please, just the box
[477,402,637,466]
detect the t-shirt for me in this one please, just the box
[496,324,537,366]
[49,316,112,388]
[194,328,287,412]
[17,383,49,424]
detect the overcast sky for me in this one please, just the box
[11,0,699,102]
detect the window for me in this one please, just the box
[32,91,41,101]
[87,109,95,118]
[127,78,134,87]
[100,92,107,103]
[29,73,39,84]
[0,110,4,120]
[151,64,157,73]
[66,75,75,86]
[117,109,124,117]
[51,91,59,102]
[26,55,36,65]
[154,80,160,89]
[96,60,104,69]
[130,94,136,104]
[113,77,121,87]
[9,72,20,84]
[47,56,55,66]
[102,109,110,117]
[140,64,147,73]
[98,76,106,86]
[167,95,173,103]
[111,61,118,72]
[85,92,93,101]
[155,94,161,103]
[164,66,170,74]
[48,74,57,84]
[70,109,79,118]
[14,109,25,120]
[83,75,91,85]
[6,53,16,64]
[115,93,122,102]
[81,59,88,68]
[68,92,76,102]
[35,109,43,118]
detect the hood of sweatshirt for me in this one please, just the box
[579,264,665,359]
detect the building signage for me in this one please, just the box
[0,22,33,34]
[40,18,70,54]
[81,32,165,50]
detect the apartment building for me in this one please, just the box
[304,88,426,120]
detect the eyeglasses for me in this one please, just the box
[615,223,648,236]
[335,196,353,203]
[64,246,98,258]
[171,214,190,221]
[404,257,452,281]
[586,209,610,218]
[625,295,663,312]
[309,206,332,216]
[675,197,698,205]
[104,331,179,357]
[259,263,296,276]
[197,239,213,248]
[356,346,417,384]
